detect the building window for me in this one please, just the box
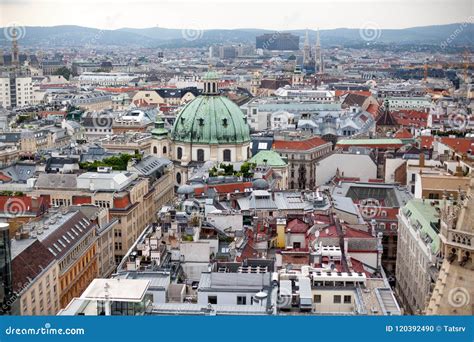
[176,172,182,185]
[114,229,121,237]
[177,147,183,160]
[333,295,341,304]
[163,146,167,154]
[197,149,205,162]
[343,295,351,304]
[153,146,158,154]
[208,296,217,304]
[223,149,231,162]
[313,295,321,303]
[237,296,246,305]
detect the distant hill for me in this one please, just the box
[0,23,472,48]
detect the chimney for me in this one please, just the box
[454,163,463,177]
[419,153,425,168]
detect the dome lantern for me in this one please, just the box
[202,71,220,95]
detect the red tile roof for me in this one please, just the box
[286,218,309,234]
[273,136,329,151]
[393,110,429,128]
[194,182,253,196]
[0,173,12,182]
[0,195,49,217]
[344,227,374,238]
[439,137,474,154]
[12,240,56,293]
[335,90,372,97]
[394,128,413,139]
[420,136,435,149]
[419,136,474,154]
[366,104,380,118]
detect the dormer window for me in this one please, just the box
[222,118,228,127]
[198,118,204,126]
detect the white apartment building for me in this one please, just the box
[396,199,441,314]
[0,76,34,108]
[77,72,140,86]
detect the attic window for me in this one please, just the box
[222,118,228,127]
[198,118,204,126]
[181,117,185,124]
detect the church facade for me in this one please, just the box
[151,71,251,185]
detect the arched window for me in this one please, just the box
[176,172,182,185]
[223,149,231,162]
[163,146,167,154]
[197,149,205,162]
[153,146,158,154]
[177,147,183,160]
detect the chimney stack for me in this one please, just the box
[419,153,425,168]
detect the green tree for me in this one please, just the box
[53,66,72,80]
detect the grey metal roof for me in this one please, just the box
[35,173,78,189]
[132,155,171,176]
[198,272,271,291]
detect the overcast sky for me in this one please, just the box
[1,0,473,30]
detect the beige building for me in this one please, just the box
[131,89,198,107]
[273,135,333,190]
[414,171,471,200]
[11,240,61,315]
[0,76,33,108]
[100,133,155,155]
[426,178,474,315]
[33,162,174,264]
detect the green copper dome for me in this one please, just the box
[171,95,251,145]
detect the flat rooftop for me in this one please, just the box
[81,278,150,302]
